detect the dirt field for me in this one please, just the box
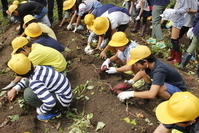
[0,15,199,133]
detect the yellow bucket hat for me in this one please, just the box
[156,92,199,124]
[84,14,95,30]
[12,0,19,5]
[127,45,151,65]
[108,32,129,47]
[7,5,18,15]
[8,53,31,75]
[23,14,36,28]
[21,1,28,4]
[25,23,42,37]
[91,17,109,35]
[11,37,29,55]
[63,0,76,10]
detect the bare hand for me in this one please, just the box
[100,51,107,59]
[7,88,17,101]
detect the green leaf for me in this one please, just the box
[95,122,106,131]
[90,92,95,95]
[130,119,137,125]
[84,96,90,101]
[0,91,7,97]
[87,86,94,90]
[8,115,19,122]
[123,117,131,123]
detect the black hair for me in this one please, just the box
[136,54,157,65]
[16,63,34,78]
[103,19,112,40]
[15,42,33,54]
[25,19,37,27]
[40,32,49,37]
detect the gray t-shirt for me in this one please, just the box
[145,59,186,91]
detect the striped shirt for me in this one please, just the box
[14,66,72,114]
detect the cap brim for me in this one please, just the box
[11,49,18,55]
[156,101,179,124]
[108,39,128,47]
[86,24,92,30]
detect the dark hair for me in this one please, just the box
[136,54,156,65]
[40,32,49,37]
[25,19,37,27]
[16,63,34,77]
[15,42,32,54]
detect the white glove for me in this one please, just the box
[84,45,92,53]
[136,16,140,20]
[160,9,176,21]
[67,24,73,30]
[122,2,125,7]
[2,81,16,90]
[105,67,118,74]
[36,108,45,115]
[187,27,194,39]
[101,58,110,70]
[72,26,77,33]
[117,91,135,102]
[124,79,134,84]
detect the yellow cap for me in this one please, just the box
[13,0,19,5]
[108,32,129,47]
[8,53,31,75]
[25,23,42,37]
[91,17,109,35]
[21,1,28,4]
[84,14,95,30]
[11,37,29,55]
[7,5,18,15]
[23,15,36,28]
[156,92,199,124]
[127,45,151,65]
[63,0,76,10]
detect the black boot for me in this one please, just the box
[178,53,192,70]
[196,64,199,78]
[140,24,147,37]
[131,21,140,33]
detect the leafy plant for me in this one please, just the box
[8,115,19,122]
[18,97,26,110]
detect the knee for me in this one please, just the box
[23,88,33,102]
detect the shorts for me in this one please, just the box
[165,82,181,95]
[172,19,185,29]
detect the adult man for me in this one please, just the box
[1,0,8,18]
[146,0,170,47]
[47,0,63,24]
[7,54,72,121]
[154,92,199,133]
[117,45,186,102]
[7,2,50,34]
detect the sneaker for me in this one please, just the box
[37,112,61,122]
[156,41,166,49]
[133,79,145,89]
[146,38,156,44]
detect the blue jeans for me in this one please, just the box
[34,7,47,21]
[165,82,181,95]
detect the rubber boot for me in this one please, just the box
[131,21,140,33]
[178,53,192,70]
[170,52,182,64]
[167,49,175,61]
[196,64,199,78]
[140,24,147,37]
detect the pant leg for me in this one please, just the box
[40,15,51,27]
[47,0,54,23]
[56,0,63,21]
[24,87,64,113]
[1,0,8,17]
[34,7,47,21]
[187,35,199,54]
[151,5,166,41]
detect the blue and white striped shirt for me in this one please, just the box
[14,66,72,114]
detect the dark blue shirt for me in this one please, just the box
[152,0,170,6]
[193,6,199,37]
[34,36,65,52]
[91,4,115,17]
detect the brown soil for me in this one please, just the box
[0,20,199,133]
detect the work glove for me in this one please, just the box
[67,24,73,30]
[2,81,16,90]
[84,45,94,55]
[160,9,176,21]
[135,16,140,20]
[72,26,77,33]
[101,58,110,70]
[105,67,118,74]
[124,79,134,85]
[187,27,194,39]
[117,91,135,102]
